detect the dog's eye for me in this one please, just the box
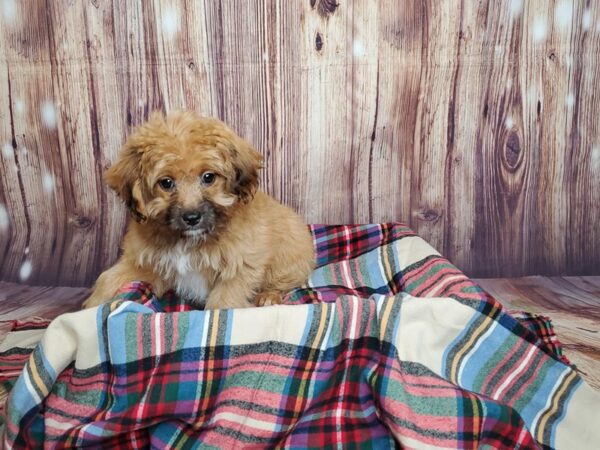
[201,172,216,186]
[158,177,175,191]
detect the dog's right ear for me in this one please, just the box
[229,138,263,204]
[104,145,148,223]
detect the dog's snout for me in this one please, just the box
[182,211,201,226]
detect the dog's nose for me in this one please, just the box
[182,211,201,226]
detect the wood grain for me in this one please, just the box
[0,281,88,323]
[0,1,599,286]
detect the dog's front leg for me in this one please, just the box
[82,259,165,309]
[203,271,260,310]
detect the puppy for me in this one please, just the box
[83,110,315,310]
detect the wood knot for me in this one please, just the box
[316,0,339,17]
[505,132,521,169]
[187,61,196,71]
[417,209,441,222]
[548,51,556,61]
[315,32,323,51]
[458,28,472,41]
[73,215,93,229]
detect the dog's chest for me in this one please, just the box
[158,244,210,302]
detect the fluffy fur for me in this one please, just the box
[83,110,315,310]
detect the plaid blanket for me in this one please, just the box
[1,224,598,449]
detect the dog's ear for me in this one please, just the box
[104,145,148,223]
[230,138,263,203]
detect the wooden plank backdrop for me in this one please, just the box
[0,0,599,287]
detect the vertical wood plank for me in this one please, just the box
[442,1,491,272]
[301,0,352,223]
[44,1,104,284]
[564,2,600,274]
[1,0,66,284]
[470,1,532,277]
[410,1,461,253]
[368,0,423,225]
[341,0,379,223]
[260,1,309,213]
[82,2,129,276]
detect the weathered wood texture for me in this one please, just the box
[0,281,88,324]
[0,1,599,286]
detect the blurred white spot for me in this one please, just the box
[509,0,523,18]
[527,86,538,103]
[0,203,8,231]
[20,146,28,156]
[505,116,514,129]
[591,146,600,170]
[565,55,572,68]
[495,45,503,54]
[262,52,268,61]
[506,78,513,89]
[1,0,16,22]
[2,143,12,158]
[353,40,365,58]
[566,93,575,107]
[41,101,57,129]
[24,246,29,255]
[19,260,32,282]
[14,99,25,114]
[597,21,600,32]
[42,171,54,194]
[532,16,548,43]
[554,1,573,29]
[582,10,592,30]
[162,6,179,38]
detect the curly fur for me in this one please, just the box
[83,110,315,309]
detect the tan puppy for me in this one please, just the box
[83,111,314,310]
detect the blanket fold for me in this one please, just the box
[1,224,598,449]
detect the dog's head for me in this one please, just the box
[105,110,262,238]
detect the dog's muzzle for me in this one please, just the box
[171,202,218,236]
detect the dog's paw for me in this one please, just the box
[254,290,283,307]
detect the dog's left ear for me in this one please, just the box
[230,139,263,203]
[104,144,149,223]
